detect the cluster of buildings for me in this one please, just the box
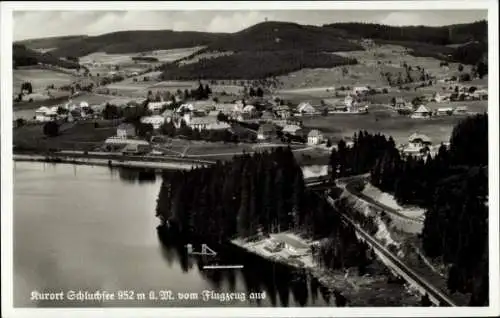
[34,100,100,122]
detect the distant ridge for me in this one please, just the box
[13,20,488,75]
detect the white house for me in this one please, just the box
[433,92,450,103]
[344,95,354,108]
[242,105,256,113]
[453,106,468,115]
[353,86,370,95]
[116,123,136,139]
[214,103,237,116]
[34,106,57,122]
[411,105,432,119]
[176,103,195,113]
[307,129,324,145]
[408,133,432,148]
[148,101,167,113]
[297,102,316,115]
[472,89,488,100]
[206,121,231,131]
[274,105,291,119]
[402,133,432,158]
[394,97,407,109]
[436,107,454,116]
[188,116,219,131]
[140,115,165,129]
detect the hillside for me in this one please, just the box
[323,21,487,45]
[13,44,80,69]
[16,35,89,51]
[48,30,227,58]
[160,51,358,80]
[204,21,362,52]
[15,20,488,79]
[324,20,488,65]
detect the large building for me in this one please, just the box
[307,129,324,145]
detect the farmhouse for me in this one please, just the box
[394,97,407,109]
[411,105,432,119]
[35,106,59,122]
[436,107,454,116]
[472,89,488,100]
[453,106,468,115]
[103,138,151,154]
[176,103,195,113]
[257,123,276,141]
[274,105,292,118]
[148,101,168,113]
[297,102,316,115]
[307,129,324,145]
[282,124,304,136]
[206,121,231,131]
[216,103,238,116]
[433,92,450,103]
[140,115,165,129]
[402,133,432,159]
[344,95,354,108]
[408,133,432,148]
[353,86,370,95]
[116,123,136,139]
[187,116,229,131]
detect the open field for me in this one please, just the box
[277,44,475,91]
[13,69,76,94]
[13,121,118,152]
[149,46,205,62]
[81,47,201,67]
[301,106,467,145]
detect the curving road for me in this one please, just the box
[303,175,456,307]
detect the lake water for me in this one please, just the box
[13,162,335,307]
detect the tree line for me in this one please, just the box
[327,115,488,306]
[160,51,358,80]
[155,147,371,273]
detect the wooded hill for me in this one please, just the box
[14,20,487,77]
[13,44,80,69]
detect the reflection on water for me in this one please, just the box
[157,228,334,307]
[14,162,339,308]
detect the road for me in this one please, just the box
[340,175,425,223]
[303,175,456,307]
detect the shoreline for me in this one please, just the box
[230,232,420,306]
[13,152,213,171]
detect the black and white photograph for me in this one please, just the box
[1,1,498,317]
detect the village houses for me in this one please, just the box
[307,129,324,145]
